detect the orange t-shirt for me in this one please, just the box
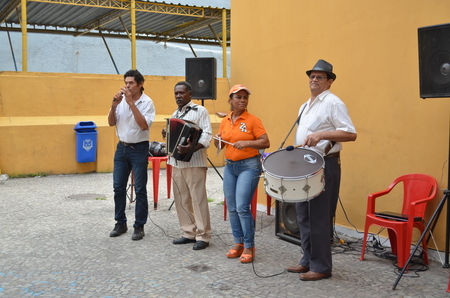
[218,110,267,161]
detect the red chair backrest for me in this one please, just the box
[396,174,437,217]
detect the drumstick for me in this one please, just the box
[286,144,303,151]
[213,136,235,146]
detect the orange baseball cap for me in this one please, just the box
[229,84,251,95]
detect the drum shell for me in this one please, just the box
[262,148,325,202]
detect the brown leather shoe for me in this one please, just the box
[299,271,332,281]
[286,264,310,273]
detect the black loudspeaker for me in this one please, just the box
[418,23,450,98]
[275,200,301,246]
[185,57,217,100]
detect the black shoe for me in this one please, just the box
[173,237,196,245]
[193,241,209,250]
[132,226,145,241]
[110,222,128,237]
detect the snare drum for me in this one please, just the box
[262,147,325,202]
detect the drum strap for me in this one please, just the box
[295,104,307,125]
[278,105,307,149]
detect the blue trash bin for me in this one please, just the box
[74,121,97,163]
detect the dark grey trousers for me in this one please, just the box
[296,155,341,274]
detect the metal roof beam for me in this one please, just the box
[208,24,222,47]
[74,9,129,37]
[1,1,230,46]
[0,0,21,24]
[28,0,229,18]
[0,26,220,45]
[28,0,129,9]
[156,17,220,43]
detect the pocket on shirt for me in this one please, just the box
[307,116,325,131]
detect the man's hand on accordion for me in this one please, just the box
[176,137,193,155]
[176,138,204,155]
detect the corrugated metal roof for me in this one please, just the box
[0,0,230,46]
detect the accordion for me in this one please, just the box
[166,118,203,162]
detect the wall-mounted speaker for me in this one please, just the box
[418,23,450,98]
[275,200,301,246]
[185,57,217,100]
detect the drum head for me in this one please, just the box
[263,148,324,178]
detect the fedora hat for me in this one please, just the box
[306,59,336,80]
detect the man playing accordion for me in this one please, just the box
[163,81,213,251]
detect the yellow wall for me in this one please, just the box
[0,72,232,175]
[231,0,450,249]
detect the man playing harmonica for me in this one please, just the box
[108,69,155,241]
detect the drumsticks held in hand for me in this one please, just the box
[286,144,303,151]
[213,136,235,146]
[286,141,332,154]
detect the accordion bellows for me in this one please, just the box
[166,118,203,162]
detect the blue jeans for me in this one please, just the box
[223,155,262,248]
[113,141,149,227]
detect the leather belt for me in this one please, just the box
[324,152,340,159]
[119,141,146,146]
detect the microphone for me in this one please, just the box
[286,145,302,151]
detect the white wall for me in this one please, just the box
[0,32,230,76]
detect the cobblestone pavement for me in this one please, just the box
[0,168,449,297]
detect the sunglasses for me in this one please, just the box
[309,75,326,80]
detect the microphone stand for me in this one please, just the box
[393,121,450,289]
[200,99,224,181]
[168,154,222,210]
[392,190,450,290]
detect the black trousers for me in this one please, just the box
[296,155,341,274]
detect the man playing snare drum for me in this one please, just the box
[286,60,357,281]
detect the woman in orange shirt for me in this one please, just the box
[214,84,270,263]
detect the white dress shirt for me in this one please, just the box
[113,93,156,143]
[294,90,356,156]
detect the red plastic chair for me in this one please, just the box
[359,174,438,269]
[148,156,172,210]
[447,274,450,293]
[128,156,172,210]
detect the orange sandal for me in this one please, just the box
[239,247,256,263]
[226,244,244,258]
